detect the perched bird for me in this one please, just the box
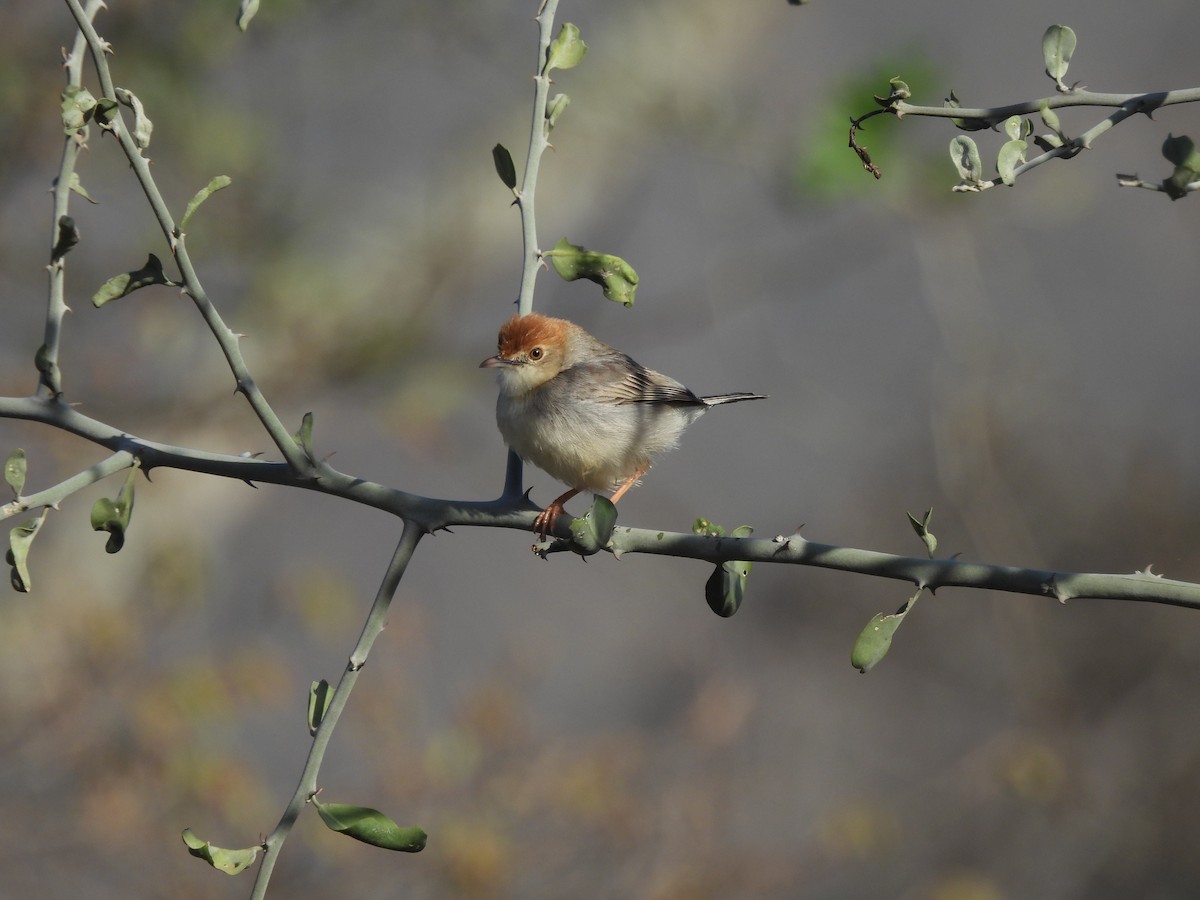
[480,313,765,538]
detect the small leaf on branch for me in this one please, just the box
[68,172,97,204]
[180,175,233,231]
[294,412,315,461]
[89,468,136,554]
[1042,24,1077,90]
[569,495,617,555]
[8,511,47,593]
[1003,116,1027,142]
[1160,134,1200,199]
[949,135,984,188]
[491,143,517,192]
[1038,101,1061,135]
[1161,133,1199,169]
[546,237,639,307]
[851,609,904,673]
[181,829,260,875]
[308,679,332,735]
[906,508,937,557]
[51,215,80,263]
[311,798,427,852]
[5,449,27,497]
[92,254,173,307]
[997,139,1028,186]
[706,558,751,618]
[93,97,119,130]
[887,77,910,101]
[546,93,570,131]
[704,526,753,618]
[545,22,588,72]
[34,344,62,396]
[60,86,97,134]
[115,88,153,150]
[236,0,260,31]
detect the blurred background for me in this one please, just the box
[3,1,1200,897]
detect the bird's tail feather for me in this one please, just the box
[700,392,767,406]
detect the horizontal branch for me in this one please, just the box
[892,86,1200,125]
[5,393,1196,613]
[586,528,1200,611]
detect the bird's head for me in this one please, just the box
[479,313,573,395]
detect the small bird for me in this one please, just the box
[480,313,765,539]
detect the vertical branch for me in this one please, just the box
[250,519,426,898]
[514,0,559,316]
[61,0,312,475]
[42,0,106,397]
[503,0,561,499]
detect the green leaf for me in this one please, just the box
[1162,133,1200,199]
[1042,24,1077,89]
[949,135,984,187]
[851,610,904,673]
[90,468,136,554]
[181,829,260,875]
[906,508,937,557]
[491,143,517,191]
[61,86,97,134]
[546,93,570,131]
[705,558,751,618]
[68,172,97,204]
[569,495,617,555]
[115,88,153,150]
[236,0,260,31]
[692,518,725,537]
[293,412,315,461]
[180,175,232,231]
[308,679,332,735]
[312,799,427,852]
[887,77,911,101]
[1039,101,1061,135]
[997,139,1028,186]
[5,449,26,497]
[1161,133,1200,170]
[34,344,61,396]
[545,22,588,72]
[8,511,47,593]
[93,97,119,129]
[51,215,80,263]
[92,254,173,307]
[546,237,639,307]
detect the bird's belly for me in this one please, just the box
[498,396,689,491]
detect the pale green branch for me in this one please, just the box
[1,450,135,520]
[892,87,1200,124]
[250,520,425,898]
[62,0,310,474]
[42,0,106,398]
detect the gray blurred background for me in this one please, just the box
[3,1,1200,897]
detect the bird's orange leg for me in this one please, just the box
[534,487,581,540]
[608,464,649,505]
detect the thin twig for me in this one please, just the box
[250,520,426,897]
[62,0,311,474]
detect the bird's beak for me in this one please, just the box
[479,355,517,369]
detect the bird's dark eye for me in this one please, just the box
[529,347,544,360]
